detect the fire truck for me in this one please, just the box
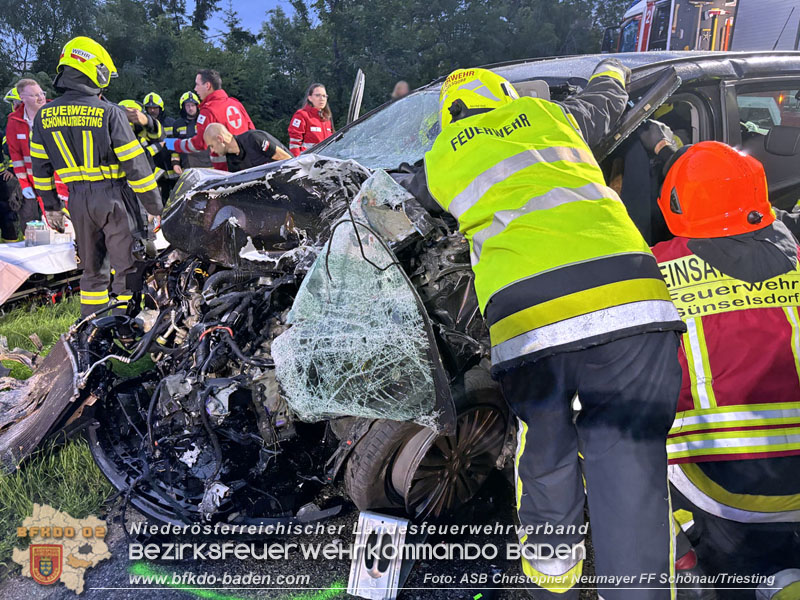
[602,0,737,53]
[731,0,800,50]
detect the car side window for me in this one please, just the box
[648,5,670,51]
[737,89,792,134]
[619,17,641,52]
[735,84,800,210]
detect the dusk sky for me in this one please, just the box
[187,0,293,37]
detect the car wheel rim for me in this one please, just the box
[391,405,505,520]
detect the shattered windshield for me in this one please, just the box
[271,171,447,430]
[314,91,440,170]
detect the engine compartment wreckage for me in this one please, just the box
[0,155,512,525]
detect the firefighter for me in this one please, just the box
[202,122,290,172]
[29,36,162,317]
[142,92,167,127]
[420,64,686,599]
[0,135,18,240]
[141,92,176,196]
[649,141,800,600]
[118,99,165,180]
[169,91,211,174]
[164,69,254,171]
[2,89,22,237]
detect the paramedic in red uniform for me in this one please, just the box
[5,79,45,203]
[287,83,334,156]
[648,140,800,600]
[6,78,67,224]
[164,69,254,171]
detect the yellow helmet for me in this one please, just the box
[439,68,519,128]
[179,91,200,108]
[143,92,164,111]
[57,36,118,88]
[118,99,142,111]
[3,87,20,104]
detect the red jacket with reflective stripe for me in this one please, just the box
[287,104,334,156]
[6,105,68,201]
[174,89,254,171]
[653,236,800,464]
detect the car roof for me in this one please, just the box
[623,1,646,20]
[418,51,800,90]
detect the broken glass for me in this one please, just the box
[312,90,441,170]
[272,172,447,430]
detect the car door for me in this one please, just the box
[723,77,800,210]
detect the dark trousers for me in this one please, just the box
[672,482,800,600]
[500,332,682,599]
[70,181,139,317]
[0,176,19,240]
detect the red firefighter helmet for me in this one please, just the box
[658,141,773,238]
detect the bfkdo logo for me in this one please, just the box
[30,544,63,585]
[14,505,110,594]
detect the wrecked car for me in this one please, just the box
[3,50,800,526]
[0,156,511,526]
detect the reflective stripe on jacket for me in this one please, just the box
[170,115,212,169]
[173,89,254,172]
[0,136,10,173]
[7,104,68,200]
[652,236,800,463]
[131,113,165,178]
[30,91,162,215]
[669,462,800,523]
[5,105,35,191]
[425,95,682,372]
[287,104,334,157]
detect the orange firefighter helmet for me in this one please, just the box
[658,141,773,238]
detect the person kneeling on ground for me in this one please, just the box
[202,123,291,172]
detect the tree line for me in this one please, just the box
[0,0,630,144]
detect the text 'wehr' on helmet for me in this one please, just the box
[57,36,118,89]
[439,68,519,128]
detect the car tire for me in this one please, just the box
[344,366,510,519]
[344,418,422,511]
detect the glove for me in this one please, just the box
[164,138,177,151]
[639,119,678,156]
[21,187,36,200]
[592,58,631,87]
[45,210,66,234]
[125,107,148,127]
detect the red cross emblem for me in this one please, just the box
[226,106,243,131]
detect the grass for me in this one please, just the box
[0,437,115,573]
[0,297,80,356]
[0,298,114,576]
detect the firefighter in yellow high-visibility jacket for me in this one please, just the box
[29,36,162,317]
[118,99,165,180]
[418,62,686,599]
